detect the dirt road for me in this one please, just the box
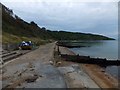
[1,43,67,88]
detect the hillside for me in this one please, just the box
[2,4,115,44]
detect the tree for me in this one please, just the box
[30,21,38,26]
[41,27,46,31]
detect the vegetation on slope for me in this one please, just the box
[2,4,115,44]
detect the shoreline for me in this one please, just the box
[1,42,118,88]
[59,46,118,88]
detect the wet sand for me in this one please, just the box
[59,46,118,88]
[51,45,100,88]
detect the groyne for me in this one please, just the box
[56,41,119,67]
[60,54,119,67]
[57,45,118,88]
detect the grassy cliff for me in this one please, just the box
[2,4,115,44]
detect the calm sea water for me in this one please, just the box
[70,40,119,79]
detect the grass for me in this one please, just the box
[2,32,53,45]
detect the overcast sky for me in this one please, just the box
[1,0,119,38]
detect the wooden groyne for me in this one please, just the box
[58,44,87,48]
[56,41,119,67]
[60,54,120,67]
[56,41,88,48]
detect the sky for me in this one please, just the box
[0,0,119,38]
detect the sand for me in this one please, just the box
[59,46,118,88]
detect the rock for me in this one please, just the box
[49,60,53,65]
[27,62,33,68]
[25,76,38,83]
[57,62,61,65]
[30,68,35,71]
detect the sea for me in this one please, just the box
[70,40,119,79]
